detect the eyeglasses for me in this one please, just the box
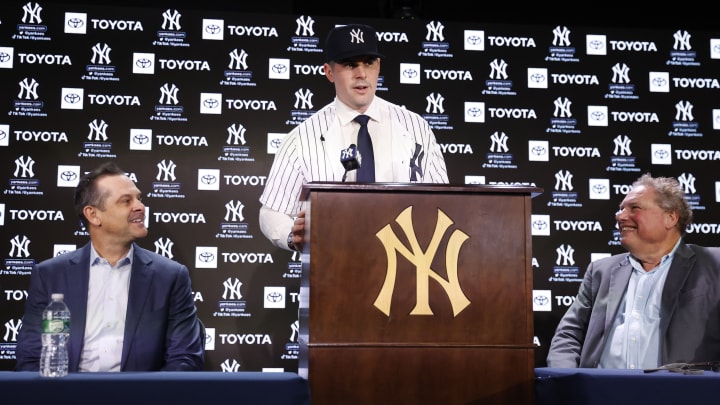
[644,361,720,375]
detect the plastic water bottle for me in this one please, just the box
[40,293,70,377]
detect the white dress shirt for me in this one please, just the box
[78,244,132,372]
[598,239,680,369]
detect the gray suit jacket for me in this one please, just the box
[15,242,204,371]
[547,242,720,368]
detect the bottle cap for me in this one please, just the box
[51,293,64,300]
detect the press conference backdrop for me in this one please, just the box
[2,1,720,372]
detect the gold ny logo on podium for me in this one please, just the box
[374,206,470,317]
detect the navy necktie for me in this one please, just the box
[354,114,375,182]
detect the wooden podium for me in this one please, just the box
[297,183,542,405]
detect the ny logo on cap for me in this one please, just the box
[350,28,365,44]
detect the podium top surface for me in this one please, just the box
[301,182,543,200]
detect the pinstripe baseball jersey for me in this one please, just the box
[259,96,448,217]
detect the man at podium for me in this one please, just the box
[258,24,448,251]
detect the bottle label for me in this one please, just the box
[42,319,69,333]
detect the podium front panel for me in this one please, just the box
[298,184,539,405]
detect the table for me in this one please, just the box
[535,367,720,405]
[0,371,310,405]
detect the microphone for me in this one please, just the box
[340,144,360,182]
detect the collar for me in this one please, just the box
[90,242,134,267]
[628,237,681,271]
[334,96,381,126]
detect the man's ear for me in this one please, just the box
[83,205,100,226]
[324,63,333,83]
[665,210,679,230]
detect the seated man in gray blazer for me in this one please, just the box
[547,173,720,369]
[15,161,204,372]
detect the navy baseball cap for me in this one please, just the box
[324,24,384,62]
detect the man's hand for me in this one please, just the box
[288,210,306,251]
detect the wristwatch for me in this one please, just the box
[287,231,296,251]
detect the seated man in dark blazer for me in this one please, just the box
[15,161,204,372]
[547,173,720,369]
